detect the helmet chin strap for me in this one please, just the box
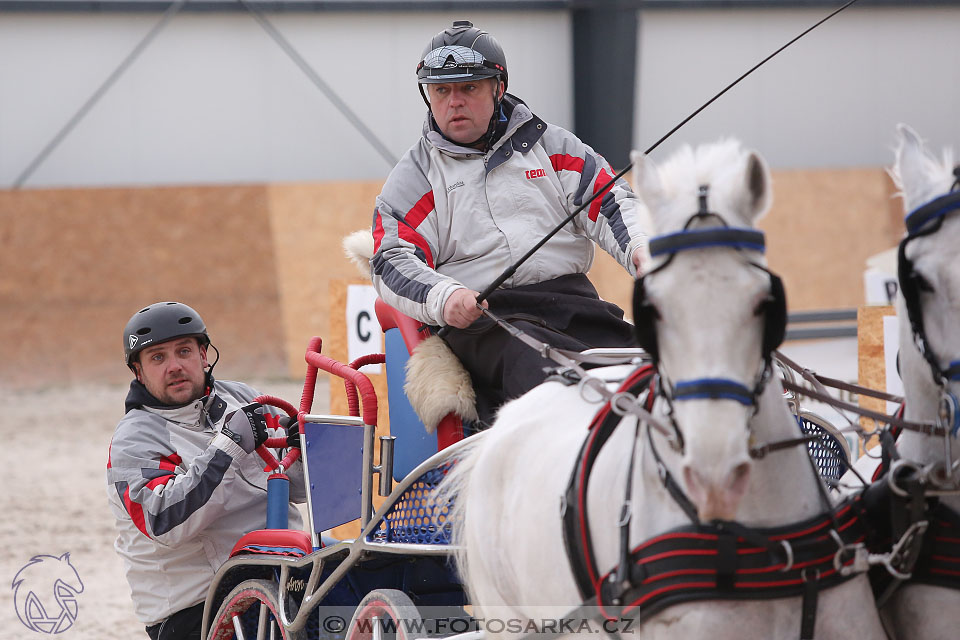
[202,343,220,395]
[206,343,220,374]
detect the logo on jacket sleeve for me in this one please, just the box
[525,169,546,180]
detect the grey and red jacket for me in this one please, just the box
[106,378,306,625]
[371,94,650,327]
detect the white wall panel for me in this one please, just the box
[0,10,572,187]
[635,7,960,169]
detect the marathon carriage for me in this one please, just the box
[199,302,473,640]
[197,287,855,640]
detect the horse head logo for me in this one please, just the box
[11,552,84,634]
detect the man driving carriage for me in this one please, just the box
[106,302,306,640]
[372,20,651,425]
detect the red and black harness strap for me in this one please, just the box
[911,502,960,587]
[593,495,869,633]
[860,406,945,602]
[561,365,656,599]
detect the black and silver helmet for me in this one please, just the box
[123,301,210,368]
[417,21,508,92]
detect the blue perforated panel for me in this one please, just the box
[371,462,454,545]
[796,416,849,483]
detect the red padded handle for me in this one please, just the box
[345,354,386,417]
[302,338,378,427]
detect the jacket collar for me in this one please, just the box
[422,94,537,158]
[124,372,215,415]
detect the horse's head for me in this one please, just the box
[891,124,960,421]
[630,140,785,521]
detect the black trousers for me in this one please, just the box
[145,602,204,640]
[442,274,636,424]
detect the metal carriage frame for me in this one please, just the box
[201,441,468,638]
[199,302,854,640]
[200,327,471,640]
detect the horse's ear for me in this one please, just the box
[742,151,772,223]
[893,123,935,212]
[630,150,662,203]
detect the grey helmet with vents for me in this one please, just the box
[123,301,210,369]
[417,20,509,149]
[417,20,508,93]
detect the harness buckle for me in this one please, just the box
[830,529,869,577]
[887,459,925,498]
[778,540,795,573]
[618,501,632,528]
[578,375,608,405]
[880,519,929,580]
[657,460,668,484]
[611,392,636,417]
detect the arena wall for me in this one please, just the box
[0,166,902,388]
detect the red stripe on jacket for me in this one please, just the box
[373,191,435,265]
[588,169,616,221]
[145,473,176,491]
[550,153,585,174]
[405,191,435,228]
[373,212,385,253]
[123,487,150,538]
[399,225,435,268]
[383,191,436,267]
[157,455,181,473]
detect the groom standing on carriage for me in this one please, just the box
[371,20,651,425]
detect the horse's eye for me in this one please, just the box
[753,295,772,316]
[915,273,935,293]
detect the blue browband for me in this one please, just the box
[673,378,755,406]
[648,228,766,259]
[948,361,960,382]
[904,190,960,235]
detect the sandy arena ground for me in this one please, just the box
[1,377,326,640]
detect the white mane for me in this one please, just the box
[639,139,773,234]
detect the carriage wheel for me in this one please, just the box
[345,589,423,640]
[206,578,305,640]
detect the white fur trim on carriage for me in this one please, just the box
[404,335,478,433]
[342,229,375,279]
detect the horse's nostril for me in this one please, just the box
[732,462,750,483]
[729,462,752,493]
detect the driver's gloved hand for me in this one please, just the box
[279,415,301,451]
[222,403,269,453]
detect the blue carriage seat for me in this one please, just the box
[374,299,466,481]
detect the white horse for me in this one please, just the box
[439,140,885,639]
[868,124,960,639]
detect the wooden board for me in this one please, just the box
[857,305,898,447]
[0,167,907,387]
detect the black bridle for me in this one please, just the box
[897,166,960,389]
[897,168,960,442]
[633,186,787,415]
